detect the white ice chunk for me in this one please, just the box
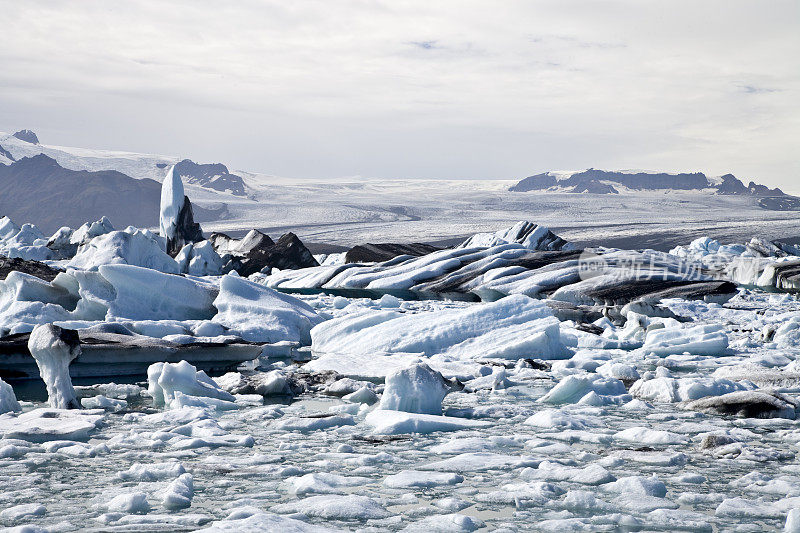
[162,473,194,510]
[311,294,569,362]
[379,363,451,415]
[105,492,150,514]
[147,361,235,408]
[117,462,187,481]
[538,374,626,404]
[212,274,323,343]
[365,409,490,435]
[28,324,81,409]
[176,241,224,276]
[160,164,185,242]
[70,230,179,273]
[0,377,21,414]
[99,264,217,320]
[643,323,728,356]
[0,408,104,442]
[270,494,390,520]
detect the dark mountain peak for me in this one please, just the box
[715,174,748,195]
[12,129,39,144]
[173,159,245,196]
[12,153,60,170]
[509,168,787,201]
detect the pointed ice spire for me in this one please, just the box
[159,164,204,256]
[159,164,185,244]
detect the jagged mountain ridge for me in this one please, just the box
[173,159,246,196]
[510,168,786,197]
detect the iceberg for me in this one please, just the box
[147,360,236,408]
[310,294,569,362]
[69,230,179,273]
[212,274,323,343]
[28,324,81,409]
[379,363,453,414]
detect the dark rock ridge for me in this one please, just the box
[210,230,319,275]
[0,155,224,234]
[173,159,246,196]
[344,243,439,264]
[571,180,619,194]
[0,256,63,282]
[167,196,205,256]
[12,129,39,144]
[0,145,14,162]
[510,168,786,197]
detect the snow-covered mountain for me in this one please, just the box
[0,154,223,233]
[1,129,798,250]
[510,169,788,199]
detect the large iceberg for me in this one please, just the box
[309,295,569,375]
[69,230,180,273]
[212,274,323,343]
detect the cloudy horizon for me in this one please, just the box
[1,0,798,191]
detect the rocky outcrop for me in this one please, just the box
[344,243,439,264]
[570,180,619,194]
[168,196,204,256]
[12,130,39,144]
[210,230,318,275]
[237,233,319,275]
[508,172,559,192]
[0,257,63,282]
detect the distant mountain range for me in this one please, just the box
[0,154,224,234]
[0,129,247,197]
[510,169,787,197]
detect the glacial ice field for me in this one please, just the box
[3,287,800,532]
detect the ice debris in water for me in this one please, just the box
[147,360,235,409]
[379,362,452,414]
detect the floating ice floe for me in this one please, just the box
[681,390,798,419]
[148,360,236,409]
[642,323,729,356]
[262,223,738,309]
[308,295,568,378]
[0,408,104,442]
[670,236,800,291]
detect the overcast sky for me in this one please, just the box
[1,1,798,191]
